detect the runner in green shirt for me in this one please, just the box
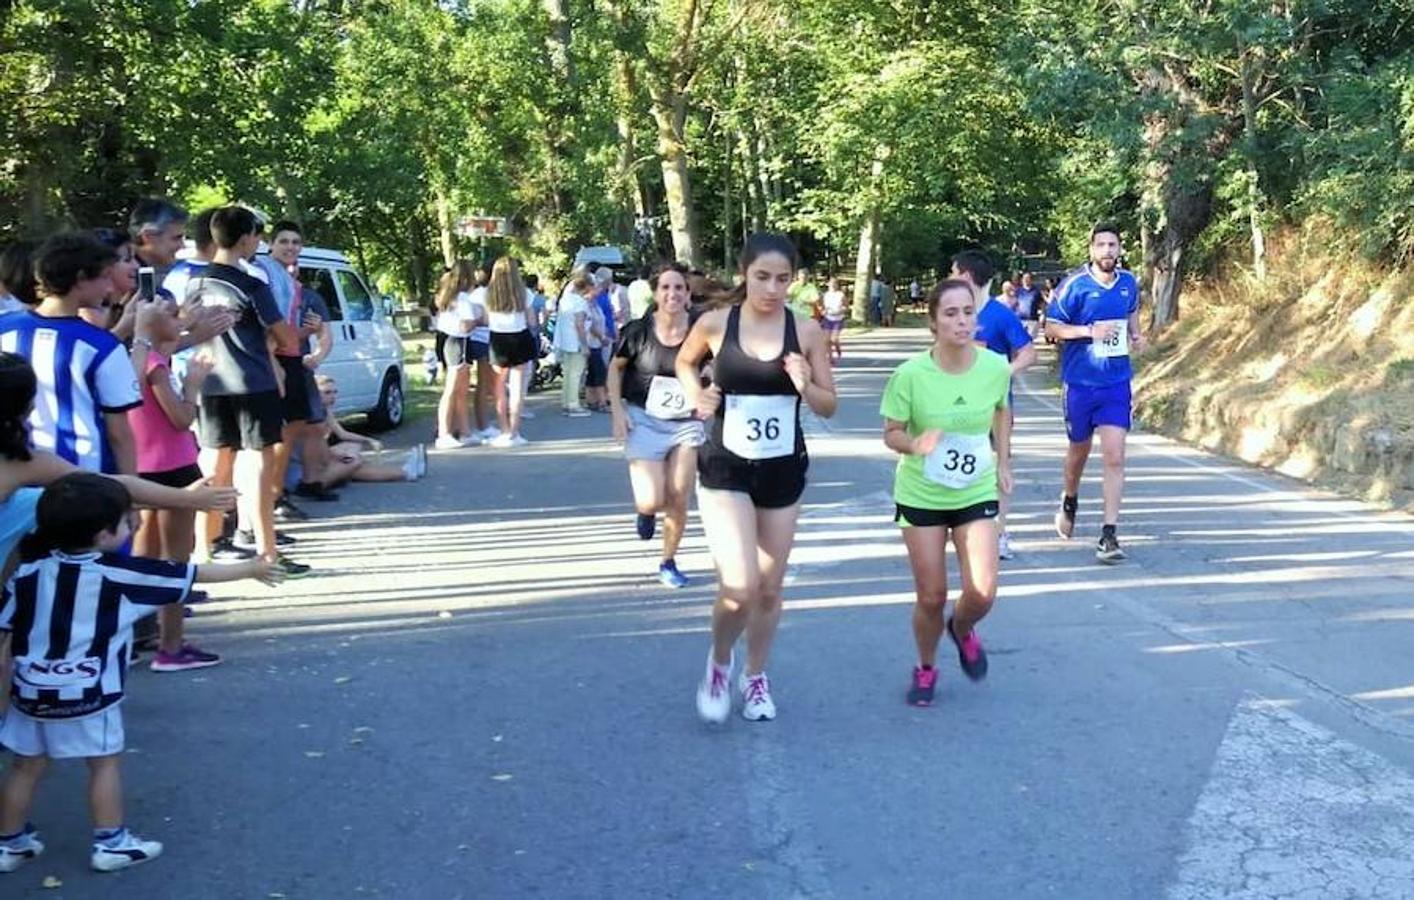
[786,270,820,321]
[879,278,1012,707]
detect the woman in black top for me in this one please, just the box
[607,263,704,589]
[675,233,837,724]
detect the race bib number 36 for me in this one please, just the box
[722,394,797,460]
[645,375,689,419]
[1091,319,1129,359]
[923,432,994,490]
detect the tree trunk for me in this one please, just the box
[541,0,574,85]
[434,188,456,268]
[651,97,702,268]
[613,51,649,222]
[852,209,879,323]
[1239,45,1267,281]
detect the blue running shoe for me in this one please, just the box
[658,559,689,589]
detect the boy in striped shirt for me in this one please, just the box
[0,233,141,474]
[0,473,278,874]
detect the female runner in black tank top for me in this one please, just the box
[607,263,703,589]
[675,233,837,725]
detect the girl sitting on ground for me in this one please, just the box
[306,375,426,487]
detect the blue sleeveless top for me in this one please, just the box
[0,487,42,564]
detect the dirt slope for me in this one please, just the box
[1133,231,1414,511]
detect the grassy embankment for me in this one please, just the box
[1134,228,1414,511]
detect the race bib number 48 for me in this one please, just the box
[722,394,797,460]
[923,432,994,490]
[644,375,689,419]
[1091,319,1129,358]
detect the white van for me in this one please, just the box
[283,247,406,430]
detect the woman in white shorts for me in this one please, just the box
[608,262,704,589]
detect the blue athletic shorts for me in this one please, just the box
[1063,382,1131,443]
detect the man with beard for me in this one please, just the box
[1044,224,1146,564]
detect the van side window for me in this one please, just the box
[336,270,375,322]
[299,266,342,321]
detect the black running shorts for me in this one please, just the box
[698,449,808,509]
[895,500,998,529]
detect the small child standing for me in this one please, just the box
[422,343,438,385]
[127,293,221,673]
[0,473,279,874]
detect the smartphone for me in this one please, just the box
[137,266,157,302]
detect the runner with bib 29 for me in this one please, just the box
[607,262,705,589]
[676,233,837,725]
[881,279,1012,707]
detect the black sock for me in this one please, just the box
[1062,494,1078,513]
[1102,523,1117,536]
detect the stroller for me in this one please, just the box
[530,313,562,392]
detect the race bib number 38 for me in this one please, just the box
[645,375,689,419]
[722,394,797,460]
[1091,319,1129,359]
[923,432,994,490]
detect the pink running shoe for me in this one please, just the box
[907,666,938,706]
[947,617,989,681]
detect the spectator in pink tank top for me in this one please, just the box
[128,294,223,673]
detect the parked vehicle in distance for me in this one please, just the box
[572,245,630,280]
[262,246,407,431]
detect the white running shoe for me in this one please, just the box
[739,671,777,721]
[90,829,162,872]
[509,434,528,447]
[0,826,44,873]
[402,454,420,481]
[998,531,1016,560]
[433,435,463,451]
[478,427,502,441]
[459,434,482,447]
[489,432,515,448]
[696,652,733,724]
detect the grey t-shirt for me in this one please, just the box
[186,263,283,396]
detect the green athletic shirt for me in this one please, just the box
[879,348,1011,512]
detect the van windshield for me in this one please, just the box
[336,270,375,322]
[299,267,341,320]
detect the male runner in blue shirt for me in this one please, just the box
[1045,224,1146,563]
[951,250,1036,560]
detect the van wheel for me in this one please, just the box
[368,370,404,431]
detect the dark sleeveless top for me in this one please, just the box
[703,305,806,458]
[615,316,686,408]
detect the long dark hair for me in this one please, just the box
[716,233,799,308]
[0,352,36,461]
[19,472,132,560]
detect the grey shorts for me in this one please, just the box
[625,405,705,461]
[0,706,125,759]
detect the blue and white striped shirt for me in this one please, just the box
[0,311,142,473]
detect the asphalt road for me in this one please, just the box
[7,327,1414,899]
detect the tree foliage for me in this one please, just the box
[1,0,1409,315]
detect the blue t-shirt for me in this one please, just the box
[975,298,1032,360]
[0,487,41,566]
[595,291,618,342]
[1015,286,1040,319]
[1046,266,1140,387]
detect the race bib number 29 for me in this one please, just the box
[722,394,796,460]
[645,375,689,420]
